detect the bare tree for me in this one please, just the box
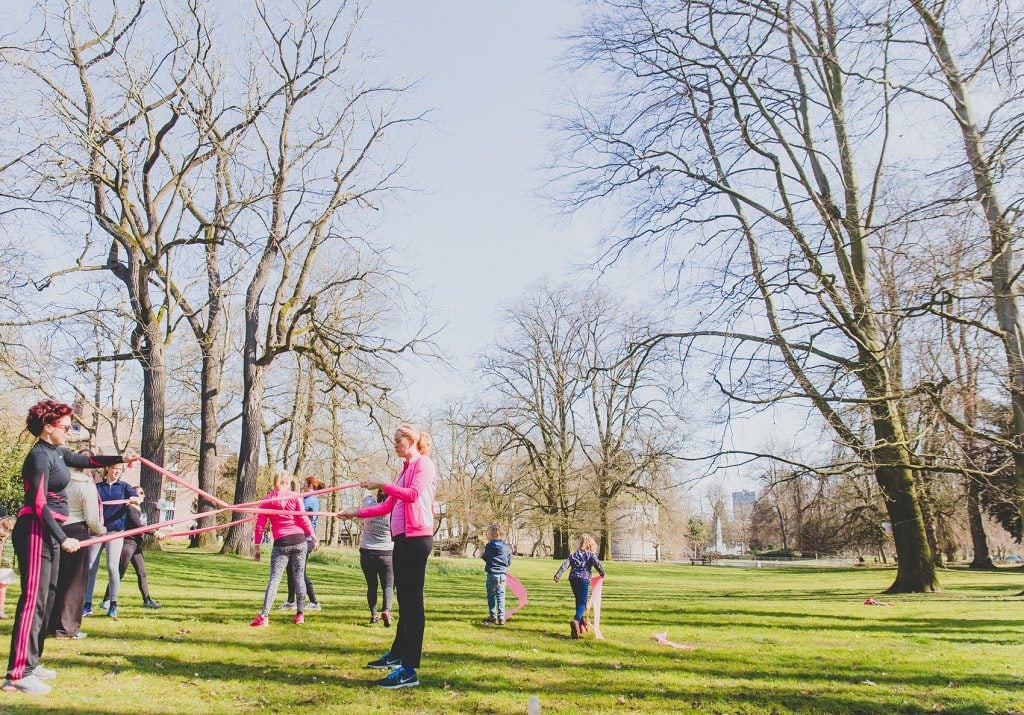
[577,298,682,559]
[907,0,1024,539]
[478,284,594,559]
[219,1,423,554]
[560,0,940,591]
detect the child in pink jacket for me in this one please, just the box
[250,473,316,627]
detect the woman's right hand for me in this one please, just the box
[254,548,261,562]
[337,508,358,519]
[61,537,81,553]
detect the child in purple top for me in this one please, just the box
[553,533,604,639]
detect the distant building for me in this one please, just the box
[732,490,756,513]
[610,500,660,561]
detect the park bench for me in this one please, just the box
[689,556,715,565]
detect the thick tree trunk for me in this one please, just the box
[873,442,937,592]
[220,358,266,555]
[552,524,570,559]
[967,477,994,568]
[598,491,612,561]
[139,341,166,550]
[915,473,944,569]
[194,344,222,549]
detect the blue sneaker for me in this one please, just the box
[107,605,118,619]
[377,667,418,688]
[82,603,93,618]
[366,652,402,670]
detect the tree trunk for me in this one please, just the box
[598,491,612,561]
[552,524,570,559]
[221,359,266,555]
[967,477,994,568]
[873,448,937,592]
[139,340,166,550]
[915,472,944,569]
[194,342,222,548]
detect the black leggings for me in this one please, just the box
[388,535,432,669]
[286,539,317,604]
[359,548,394,615]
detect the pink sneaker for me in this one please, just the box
[250,614,269,627]
[293,613,305,625]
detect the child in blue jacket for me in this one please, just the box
[481,524,512,625]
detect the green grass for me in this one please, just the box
[1,548,1023,714]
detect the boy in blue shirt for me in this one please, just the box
[481,524,512,625]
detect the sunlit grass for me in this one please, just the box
[1,546,1022,713]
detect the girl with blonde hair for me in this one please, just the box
[339,423,436,688]
[553,533,605,639]
[250,473,316,627]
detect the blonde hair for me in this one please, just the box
[486,523,504,540]
[577,533,598,554]
[396,423,432,456]
[274,472,293,490]
[0,516,15,538]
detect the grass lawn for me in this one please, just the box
[0,547,1022,714]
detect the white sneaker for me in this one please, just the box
[2,674,52,694]
[305,602,322,611]
[278,602,296,611]
[33,664,56,680]
[100,600,111,611]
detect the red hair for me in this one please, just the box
[305,476,325,491]
[26,399,74,437]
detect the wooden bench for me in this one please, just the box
[689,557,715,565]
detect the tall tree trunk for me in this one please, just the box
[915,472,944,568]
[221,358,266,555]
[194,342,222,548]
[598,489,612,561]
[552,524,569,560]
[139,340,166,549]
[967,477,994,568]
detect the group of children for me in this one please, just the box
[481,525,605,639]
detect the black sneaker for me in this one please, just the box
[366,653,402,670]
[377,667,418,688]
[481,616,496,625]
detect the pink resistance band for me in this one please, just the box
[585,575,605,640]
[505,574,529,619]
[78,459,362,548]
[157,516,257,540]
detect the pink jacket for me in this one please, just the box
[357,455,436,538]
[253,489,315,544]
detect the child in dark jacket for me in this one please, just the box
[554,533,604,639]
[481,524,512,625]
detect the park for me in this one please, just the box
[0,547,1020,714]
[2,0,1024,712]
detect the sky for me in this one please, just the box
[359,2,770,496]
[359,0,602,413]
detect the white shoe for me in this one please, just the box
[33,665,56,680]
[2,674,52,694]
[305,602,322,611]
[100,600,111,611]
[278,602,296,610]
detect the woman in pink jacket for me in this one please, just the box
[339,423,436,689]
[250,473,317,627]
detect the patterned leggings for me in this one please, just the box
[260,541,307,616]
